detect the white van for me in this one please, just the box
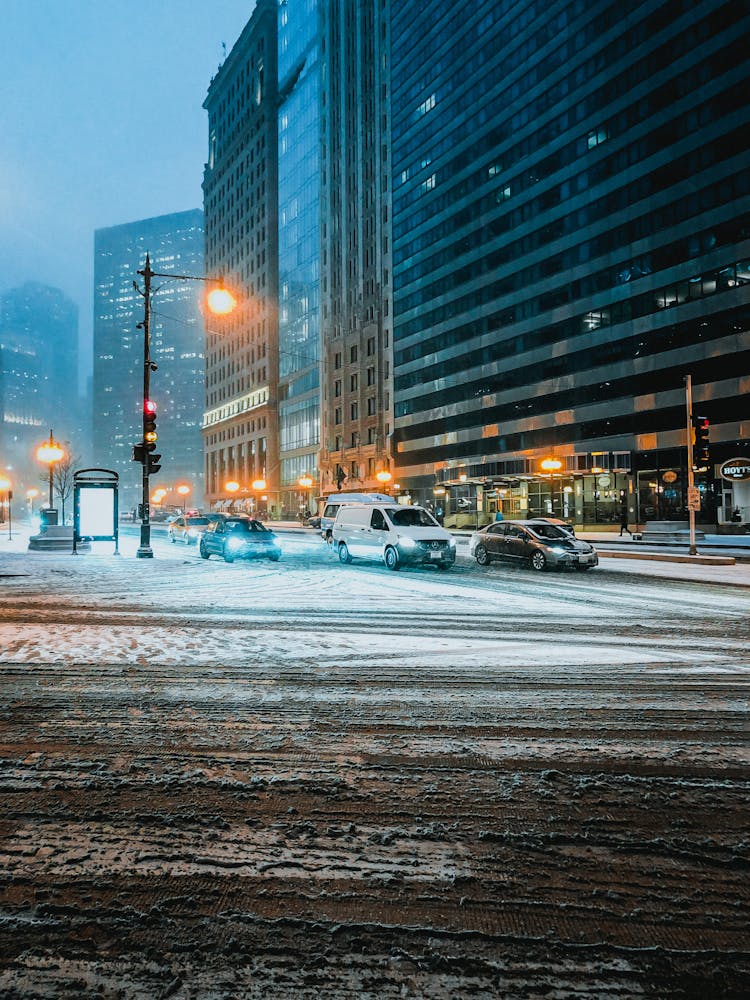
[332,502,456,570]
[318,492,392,544]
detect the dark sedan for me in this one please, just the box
[199,516,282,563]
[469,519,598,571]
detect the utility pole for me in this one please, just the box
[684,374,699,556]
[135,254,155,559]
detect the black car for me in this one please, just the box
[199,516,282,563]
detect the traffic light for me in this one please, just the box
[692,415,710,465]
[144,399,158,450]
[147,452,162,475]
[132,442,146,464]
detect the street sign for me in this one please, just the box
[686,486,701,512]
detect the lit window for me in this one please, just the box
[417,93,436,116]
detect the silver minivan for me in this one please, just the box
[333,503,456,570]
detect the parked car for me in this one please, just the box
[168,514,211,545]
[333,502,456,571]
[469,519,598,571]
[199,515,282,563]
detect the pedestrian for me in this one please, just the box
[619,508,632,536]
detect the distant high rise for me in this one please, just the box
[0,282,79,484]
[202,0,279,515]
[93,210,206,511]
[389,0,750,526]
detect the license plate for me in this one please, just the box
[430,551,442,559]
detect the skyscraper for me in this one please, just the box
[0,282,79,483]
[93,210,206,512]
[202,0,279,516]
[389,0,750,526]
[318,0,393,497]
[276,0,322,514]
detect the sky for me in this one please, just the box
[0,1,256,391]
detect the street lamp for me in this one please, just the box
[133,253,236,559]
[176,484,191,512]
[36,430,65,515]
[298,473,313,519]
[0,476,12,539]
[376,469,392,491]
[26,487,40,516]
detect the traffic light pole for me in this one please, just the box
[136,254,154,559]
[684,373,697,555]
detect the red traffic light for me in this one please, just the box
[144,399,157,415]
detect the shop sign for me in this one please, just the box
[720,458,750,482]
[596,474,611,487]
[662,470,677,483]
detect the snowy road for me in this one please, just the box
[1,537,749,998]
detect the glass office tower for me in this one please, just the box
[277,0,321,514]
[390,0,750,527]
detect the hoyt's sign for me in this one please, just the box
[720,458,750,482]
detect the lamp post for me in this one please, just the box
[176,484,191,512]
[298,473,313,520]
[252,478,267,519]
[36,430,65,516]
[0,476,12,539]
[376,469,392,492]
[133,253,236,558]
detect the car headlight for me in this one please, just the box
[397,535,416,547]
[550,546,568,555]
[448,538,456,548]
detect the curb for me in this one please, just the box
[597,550,735,566]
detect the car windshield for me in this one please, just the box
[385,507,437,528]
[528,524,568,540]
[227,519,267,533]
[186,517,209,526]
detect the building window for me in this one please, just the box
[367,366,375,386]
[350,345,358,363]
[334,407,342,424]
[334,379,342,397]
[417,93,436,116]
[421,173,436,194]
[367,337,375,355]
[350,373,358,391]
[367,396,376,416]
[334,352,342,370]
[350,402,358,420]
[587,126,608,149]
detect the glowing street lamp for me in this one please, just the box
[376,469,392,486]
[176,484,191,512]
[0,476,12,539]
[26,487,40,514]
[298,473,313,518]
[134,253,236,559]
[36,430,65,512]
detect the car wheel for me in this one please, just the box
[530,550,547,572]
[338,542,352,564]
[475,544,490,566]
[384,546,399,571]
[199,541,209,560]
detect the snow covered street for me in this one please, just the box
[1,530,749,997]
